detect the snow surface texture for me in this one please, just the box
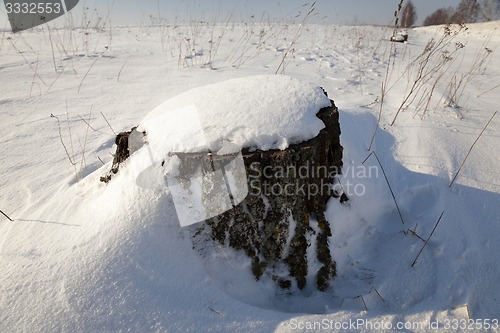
[139,75,331,154]
[1,21,500,332]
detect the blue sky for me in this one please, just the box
[1,0,464,29]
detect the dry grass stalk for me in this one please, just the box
[100,111,116,136]
[411,211,445,267]
[51,113,78,178]
[371,286,385,302]
[275,1,317,74]
[362,151,405,225]
[368,0,404,150]
[449,111,497,188]
[0,209,14,221]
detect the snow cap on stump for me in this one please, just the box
[132,74,335,229]
[138,74,332,156]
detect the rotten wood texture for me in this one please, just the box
[186,98,343,291]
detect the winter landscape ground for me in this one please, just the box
[0,14,499,333]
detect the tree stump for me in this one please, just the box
[101,90,344,292]
[183,98,343,291]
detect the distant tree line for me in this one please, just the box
[397,0,499,28]
[423,0,500,26]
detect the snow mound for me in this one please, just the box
[138,75,331,156]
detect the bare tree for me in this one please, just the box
[423,7,454,26]
[401,1,417,27]
[481,0,500,21]
[451,0,481,23]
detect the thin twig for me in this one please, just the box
[77,114,97,132]
[368,90,384,151]
[78,54,102,93]
[450,111,497,188]
[100,111,116,135]
[8,38,47,86]
[51,113,76,166]
[371,286,385,302]
[65,102,76,165]
[117,59,128,82]
[208,307,224,317]
[360,97,379,108]
[0,209,13,221]
[47,25,58,73]
[358,295,368,311]
[275,1,316,74]
[79,107,93,174]
[29,53,41,98]
[368,1,402,150]
[47,61,72,93]
[477,83,500,98]
[407,226,425,242]
[362,151,405,224]
[411,211,444,267]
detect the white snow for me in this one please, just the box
[1,19,499,333]
[139,75,331,154]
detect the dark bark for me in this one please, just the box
[100,127,144,183]
[186,99,343,291]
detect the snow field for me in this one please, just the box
[1,21,499,332]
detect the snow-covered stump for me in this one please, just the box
[184,101,342,291]
[105,75,344,292]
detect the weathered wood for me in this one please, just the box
[187,99,343,291]
[100,127,144,183]
[102,96,344,292]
